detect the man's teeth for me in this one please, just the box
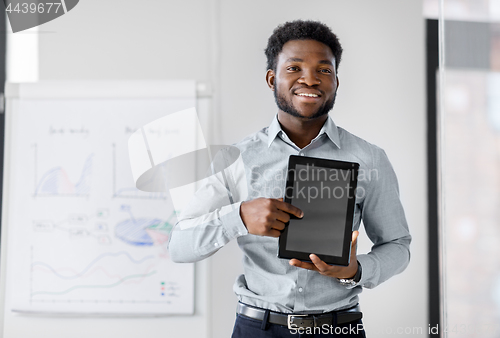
[296,93,319,97]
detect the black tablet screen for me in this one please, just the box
[285,164,351,257]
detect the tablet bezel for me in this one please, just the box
[278,155,359,266]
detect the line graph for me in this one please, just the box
[32,251,154,279]
[33,263,157,282]
[31,271,157,297]
[30,248,177,304]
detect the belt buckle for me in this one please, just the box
[287,314,307,330]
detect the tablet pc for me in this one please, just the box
[278,155,359,266]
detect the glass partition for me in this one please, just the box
[435,0,500,336]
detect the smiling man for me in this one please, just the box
[168,20,411,338]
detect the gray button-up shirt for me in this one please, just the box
[168,114,411,313]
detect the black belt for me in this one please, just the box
[236,302,363,330]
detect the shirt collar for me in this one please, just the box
[267,115,282,147]
[319,115,341,149]
[267,114,341,149]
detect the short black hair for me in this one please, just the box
[265,20,343,72]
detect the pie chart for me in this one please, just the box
[115,218,173,246]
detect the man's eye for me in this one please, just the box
[287,66,299,71]
[320,68,332,74]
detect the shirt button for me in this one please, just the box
[214,242,219,247]
[298,287,303,292]
[299,153,305,156]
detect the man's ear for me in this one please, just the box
[336,76,340,90]
[266,69,275,91]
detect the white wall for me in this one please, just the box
[2,1,427,337]
[38,1,213,82]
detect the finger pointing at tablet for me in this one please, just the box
[240,197,303,237]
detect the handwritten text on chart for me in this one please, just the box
[49,126,90,138]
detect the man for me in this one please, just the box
[168,20,411,337]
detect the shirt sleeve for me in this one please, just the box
[356,148,412,288]
[167,147,249,263]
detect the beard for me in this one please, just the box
[274,87,336,120]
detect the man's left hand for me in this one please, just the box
[289,231,359,279]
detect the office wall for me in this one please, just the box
[3,1,426,337]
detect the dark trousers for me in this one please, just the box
[231,314,367,338]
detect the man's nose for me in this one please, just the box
[298,69,320,86]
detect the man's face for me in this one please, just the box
[267,39,339,120]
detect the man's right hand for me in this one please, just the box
[240,198,303,237]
